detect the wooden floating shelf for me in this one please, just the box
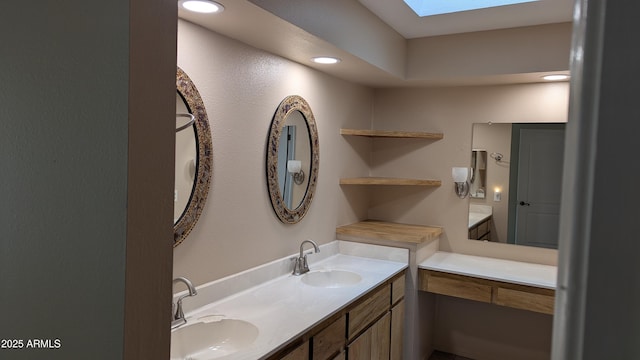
[336,220,443,244]
[340,128,444,140]
[339,177,441,186]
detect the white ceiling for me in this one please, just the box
[178,0,574,87]
[358,0,575,38]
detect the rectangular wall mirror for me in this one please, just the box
[468,122,566,249]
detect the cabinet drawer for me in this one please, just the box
[477,220,488,236]
[391,274,405,305]
[420,271,492,303]
[348,284,390,340]
[280,340,309,360]
[419,269,556,315]
[313,315,346,360]
[494,286,555,315]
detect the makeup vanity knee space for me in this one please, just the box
[418,252,556,315]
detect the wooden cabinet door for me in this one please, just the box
[347,327,371,360]
[371,312,390,360]
[390,300,404,360]
[348,312,391,360]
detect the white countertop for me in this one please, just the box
[468,212,492,228]
[468,204,492,228]
[418,251,556,289]
[173,241,408,360]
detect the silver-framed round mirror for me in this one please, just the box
[174,67,212,247]
[266,95,319,224]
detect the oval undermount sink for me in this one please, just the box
[170,318,258,360]
[301,269,362,288]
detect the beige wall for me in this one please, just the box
[173,20,373,285]
[407,22,572,83]
[371,83,569,265]
[174,19,569,282]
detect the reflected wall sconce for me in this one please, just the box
[452,167,470,198]
[176,113,195,132]
[490,152,504,162]
[287,160,305,185]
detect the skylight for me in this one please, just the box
[403,0,539,17]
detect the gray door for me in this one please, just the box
[514,127,565,248]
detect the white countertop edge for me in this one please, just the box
[418,251,557,289]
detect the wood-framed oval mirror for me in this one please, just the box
[266,95,319,224]
[174,67,212,247]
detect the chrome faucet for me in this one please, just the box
[293,239,320,275]
[171,277,198,330]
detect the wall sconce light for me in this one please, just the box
[494,186,502,202]
[287,160,305,185]
[452,167,470,198]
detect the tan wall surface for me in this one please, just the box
[173,20,374,285]
[371,82,569,265]
[407,22,572,82]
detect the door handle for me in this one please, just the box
[519,201,531,206]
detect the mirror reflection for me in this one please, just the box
[266,95,319,224]
[174,67,213,247]
[277,110,311,209]
[468,123,566,249]
[175,93,197,223]
[470,149,487,199]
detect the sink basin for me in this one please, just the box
[301,270,362,288]
[170,318,258,360]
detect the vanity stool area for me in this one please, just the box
[418,252,557,360]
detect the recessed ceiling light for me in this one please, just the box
[542,74,570,81]
[180,0,224,14]
[312,57,341,64]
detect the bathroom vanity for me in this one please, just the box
[171,241,408,360]
[418,252,556,315]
